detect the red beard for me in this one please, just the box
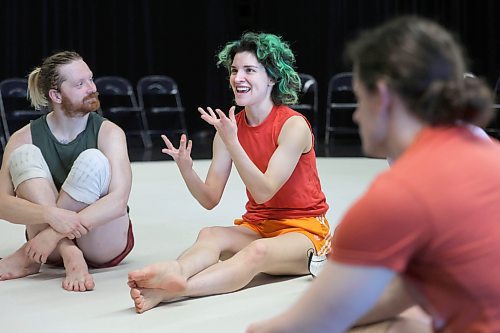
[61,92,101,117]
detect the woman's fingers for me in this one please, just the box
[161,134,175,150]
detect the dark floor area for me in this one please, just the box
[0,131,363,165]
[127,131,364,162]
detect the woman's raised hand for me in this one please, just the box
[161,134,193,170]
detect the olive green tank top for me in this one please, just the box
[30,112,105,190]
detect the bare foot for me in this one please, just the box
[25,227,64,263]
[60,244,94,292]
[0,244,41,280]
[130,287,182,314]
[128,261,187,291]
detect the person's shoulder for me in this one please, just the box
[8,124,32,146]
[277,105,308,125]
[1,124,33,160]
[98,119,126,139]
[354,171,425,219]
[99,119,123,132]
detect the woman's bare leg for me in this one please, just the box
[130,232,313,313]
[128,226,261,290]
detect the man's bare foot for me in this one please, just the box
[25,227,64,263]
[0,244,41,280]
[130,287,183,314]
[127,261,187,291]
[60,244,94,292]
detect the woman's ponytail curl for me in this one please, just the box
[461,76,494,128]
[27,67,49,110]
[416,80,463,125]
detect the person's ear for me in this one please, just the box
[376,80,392,116]
[48,89,62,104]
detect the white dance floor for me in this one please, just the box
[0,157,389,333]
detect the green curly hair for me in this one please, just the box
[217,32,301,105]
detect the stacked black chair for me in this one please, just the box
[95,76,152,148]
[136,75,187,142]
[324,72,358,145]
[290,73,318,140]
[0,78,43,141]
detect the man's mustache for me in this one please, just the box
[84,92,99,101]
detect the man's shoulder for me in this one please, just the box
[97,119,126,143]
[9,124,32,145]
[2,124,33,158]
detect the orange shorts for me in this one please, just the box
[234,215,332,256]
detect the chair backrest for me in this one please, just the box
[495,76,500,107]
[290,73,318,137]
[136,75,183,111]
[324,72,358,144]
[95,76,140,110]
[0,117,6,151]
[295,73,318,107]
[0,78,42,139]
[327,72,356,106]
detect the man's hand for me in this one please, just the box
[25,227,64,263]
[44,206,87,239]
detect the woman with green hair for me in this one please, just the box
[128,32,331,313]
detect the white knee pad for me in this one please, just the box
[8,144,53,191]
[61,149,111,205]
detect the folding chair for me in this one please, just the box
[0,78,43,141]
[324,72,358,145]
[95,76,152,148]
[0,119,6,152]
[483,76,500,137]
[494,76,500,110]
[136,75,187,141]
[290,73,318,140]
[490,77,500,137]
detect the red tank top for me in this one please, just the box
[235,105,329,222]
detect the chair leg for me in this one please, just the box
[140,131,152,149]
[139,111,153,149]
[324,107,332,145]
[180,113,188,136]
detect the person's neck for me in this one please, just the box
[244,99,274,126]
[46,109,90,144]
[386,104,425,161]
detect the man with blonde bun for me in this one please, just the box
[0,51,134,291]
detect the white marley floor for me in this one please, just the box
[0,157,388,333]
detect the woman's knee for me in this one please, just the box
[240,239,269,267]
[196,226,228,241]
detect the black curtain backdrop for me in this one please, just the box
[1,0,499,136]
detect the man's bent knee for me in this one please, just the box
[61,149,110,205]
[8,144,53,191]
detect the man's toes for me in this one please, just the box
[85,279,95,291]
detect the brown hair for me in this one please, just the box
[27,51,82,110]
[346,16,492,126]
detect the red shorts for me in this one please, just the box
[88,220,135,268]
[27,220,135,269]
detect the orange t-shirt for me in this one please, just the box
[330,126,500,332]
[235,105,328,222]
